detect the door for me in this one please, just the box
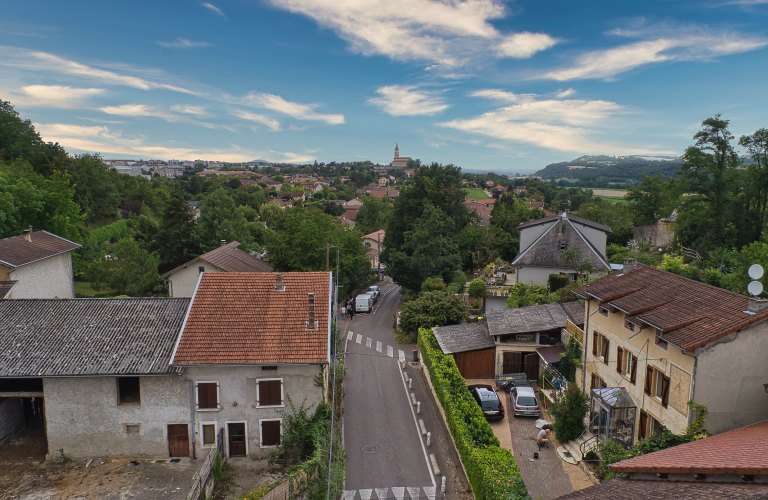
[168,424,189,457]
[228,423,246,457]
[502,351,521,374]
[524,353,539,382]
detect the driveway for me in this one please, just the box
[342,280,471,500]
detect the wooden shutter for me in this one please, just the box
[259,380,282,406]
[198,383,217,409]
[261,420,281,446]
[592,332,598,356]
[203,424,216,445]
[661,375,670,407]
[603,338,609,365]
[630,356,637,384]
[644,366,653,395]
[638,411,648,440]
[616,347,623,373]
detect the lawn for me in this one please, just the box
[463,188,491,200]
[74,281,117,298]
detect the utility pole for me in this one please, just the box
[377,232,382,281]
[326,242,330,272]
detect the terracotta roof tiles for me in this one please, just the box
[555,477,768,499]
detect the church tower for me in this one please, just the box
[394,143,399,159]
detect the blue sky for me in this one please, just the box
[1,0,767,172]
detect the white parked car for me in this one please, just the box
[355,293,373,313]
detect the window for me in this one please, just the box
[644,366,670,408]
[117,377,141,405]
[655,336,668,350]
[365,242,371,247]
[125,424,140,435]
[599,307,608,317]
[261,366,277,371]
[197,382,219,410]
[559,241,567,250]
[199,266,205,273]
[626,352,637,384]
[590,373,606,390]
[260,420,281,447]
[638,411,648,440]
[202,423,217,446]
[257,379,283,407]
[592,332,609,364]
[650,416,663,436]
[624,318,635,332]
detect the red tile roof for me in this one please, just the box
[364,230,385,241]
[556,477,768,499]
[161,241,272,278]
[172,272,331,365]
[573,264,768,351]
[610,420,768,475]
[0,231,81,268]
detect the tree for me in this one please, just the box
[548,385,589,442]
[0,100,66,174]
[259,202,284,228]
[151,188,200,273]
[558,337,582,383]
[86,238,160,296]
[626,174,673,226]
[468,279,487,298]
[399,291,468,334]
[194,188,254,252]
[506,283,549,308]
[354,195,391,235]
[739,128,768,236]
[488,194,544,261]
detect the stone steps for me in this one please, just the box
[556,430,598,465]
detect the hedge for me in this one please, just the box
[418,328,528,500]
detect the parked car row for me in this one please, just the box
[468,382,541,420]
[355,286,381,313]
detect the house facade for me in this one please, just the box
[0,229,81,299]
[363,230,385,268]
[574,260,768,441]
[171,272,331,458]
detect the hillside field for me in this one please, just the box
[463,188,491,199]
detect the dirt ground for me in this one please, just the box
[211,458,288,500]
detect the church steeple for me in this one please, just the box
[394,143,399,159]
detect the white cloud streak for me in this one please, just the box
[157,38,212,49]
[201,2,225,16]
[231,109,282,131]
[241,92,345,125]
[268,0,556,68]
[368,85,449,116]
[170,104,208,115]
[99,103,230,130]
[11,85,105,108]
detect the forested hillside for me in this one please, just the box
[535,155,682,183]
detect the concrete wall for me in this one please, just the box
[44,376,190,458]
[185,364,324,458]
[693,321,768,435]
[519,221,556,251]
[0,398,25,440]
[168,263,222,297]
[582,298,696,439]
[6,252,75,299]
[517,266,575,286]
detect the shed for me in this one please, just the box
[431,323,495,379]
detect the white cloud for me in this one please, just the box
[268,0,556,67]
[242,92,345,125]
[201,2,225,16]
[157,38,212,49]
[170,104,208,115]
[231,109,282,131]
[544,26,768,81]
[556,88,576,98]
[368,85,449,116]
[469,89,534,103]
[10,85,105,108]
[99,103,229,130]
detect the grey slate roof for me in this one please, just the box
[0,230,81,268]
[0,281,16,298]
[487,303,570,337]
[517,213,612,233]
[431,323,494,354]
[161,241,272,278]
[512,214,611,271]
[0,298,190,376]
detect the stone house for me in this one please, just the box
[573,260,768,442]
[0,298,191,459]
[0,229,81,299]
[511,213,612,286]
[170,272,331,459]
[161,241,272,298]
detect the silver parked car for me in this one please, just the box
[510,386,540,418]
[367,286,380,300]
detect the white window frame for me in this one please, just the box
[624,351,634,378]
[225,421,249,457]
[195,381,221,411]
[654,370,664,399]
[259,418,283,448]
[199,421,218,448]
[256,378,285,408]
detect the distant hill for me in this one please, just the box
[535,155,683,183]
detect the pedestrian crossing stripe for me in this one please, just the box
[398,350,405,362]
[407,487,420,500]
[366,337,372,348]
[359,489,373,500]
[375,488,388,500]
[347,331,353,340]
[387,345,394,357]
[343,487,437,500]
[391,487,405,500]
[376,341,382,352]
[356,334,362,344]
[423,486,435,500]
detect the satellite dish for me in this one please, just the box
[749,264,764,280]
[748,281,764,297]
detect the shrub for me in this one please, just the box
[506,283,550,308]
[558,337,582,383]
[548,274,569,293]
[399,291,467,334]
[549,385,589,442]
[468,279,487,298]
[421,277,446,293]
[418,328,528,500]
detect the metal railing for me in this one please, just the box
[579,434,600,459]
[186,428,224,500]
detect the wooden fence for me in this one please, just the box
[186,428,224,500]
[261,471,309,500]
[565,319,584,343]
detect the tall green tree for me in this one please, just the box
[194,188,254,252]
[0,100,66,174]
[488,194,544,261]
[740,128,768,237]
[626,174,677,226]
[152,188,200,273]
[354,195,392,235]
[86,238,160,296]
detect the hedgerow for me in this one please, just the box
[418,328,528,500]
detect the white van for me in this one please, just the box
[355,293,373,313]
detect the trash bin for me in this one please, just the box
[413,348,419,362]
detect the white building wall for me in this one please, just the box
[570,222,607,256]
[519,221,556,251]
[6,253,75,299]
[44,376,190,458]
[167,263,223,298]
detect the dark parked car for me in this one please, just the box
[468,384,505,420]
[510,386,541,417]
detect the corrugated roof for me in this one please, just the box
[487,303,571,337]
[172,272,331,365]
[0,231,81,268]
[431,323,494,354]
[161,241,272,278]
[611,420,768,475]
[555,477,768,500]
[573,264,768,352]
[0,281,17,298]
[0,298,190,376]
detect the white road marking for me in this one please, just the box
[399,350,405,363]
[423,486,436,500]
[347,331,353,341]
[407,487,421,499]
[391,487,405,500]
[376,341,382,353]
[375,488,388,500]
[372,284,399,314]
[366,337,372,348]
[356,334,362,344]
[397,360,437,488]
[344,491,356,500]
[387,345,393,357]
[359,489,373,500]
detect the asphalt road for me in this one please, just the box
[342,281,442,500]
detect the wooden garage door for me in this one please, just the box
[168,424,189,457]
[454,348,496,379]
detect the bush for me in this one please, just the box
[421,277,446,293]
[399,291,467,334]
[558,337,582,383]
[468,279,487,298]
[549,385,589,442]
[419,328,528,500]
[548,274,569,293]
[506,283,550,308]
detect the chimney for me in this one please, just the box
[307,293,316,329]
[274,273,284,291]
[747,298,768,315]
[23,226,32,242]
[220,239,227,247]
[623,258,636,274]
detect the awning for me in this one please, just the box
[537,346,565,365]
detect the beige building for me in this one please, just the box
[390,144,411,168]
[364,230,385,268]
[161,241,272,297]
[574,260,768,442]
[0,229,80,299]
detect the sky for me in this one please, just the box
[1,0,767,172]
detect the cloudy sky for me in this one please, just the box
[1,0,767,172]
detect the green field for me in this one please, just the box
[463,188,491,200]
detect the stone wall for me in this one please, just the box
[631,221,674,247]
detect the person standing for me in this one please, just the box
[348,301,355,320]
[341,305,346,319]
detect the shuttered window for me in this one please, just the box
[644,366,654,395]
[258,380,283,406]
[638,411,648,440]
[261,420,281,446]
[616,347,624,374]
[661,374,670,408]
[592,331,598,356]
[602,337,609,365]
[630,355,637,384]
[197,383,219,409]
